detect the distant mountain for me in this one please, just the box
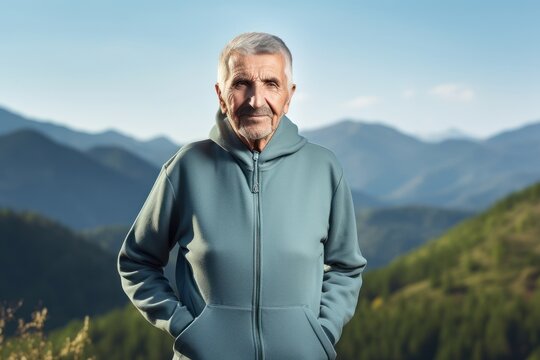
[339,181,540,359]
[302,119,429,197]
[302,119,540,210]
[356,205,473,269]
[0,208,126,331]
[418,127,476,142]
[86,145,160,186]
[0,105,180,166]
[78,224,131,254]
[0,129,155,229]
[485,121,540,155]
[351,189,384,209]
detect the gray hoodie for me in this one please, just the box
[117,111,367,360]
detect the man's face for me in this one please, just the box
[215,52,296,148]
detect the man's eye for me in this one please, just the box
[233,80,248,87]
[267,82,279,88]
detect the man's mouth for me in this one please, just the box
[246,114,268,118]
[241,113,271,121]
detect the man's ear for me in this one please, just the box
[215,83,227,114]
[283,83,296,114]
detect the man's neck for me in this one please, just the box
[239,137,271,153]
[234,130,276,153]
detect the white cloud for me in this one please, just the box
[430,83,475,102]
[346,95,380,109]
[402,89,416,99]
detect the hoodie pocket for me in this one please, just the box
[261,305,337,360]
[173,304,254,360]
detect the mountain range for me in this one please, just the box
[301,119,540,209]
[0,129,159,229]
[1,104,540,229]
[0,106,179,166]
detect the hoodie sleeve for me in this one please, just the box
[117,165,194,339]
[319,171,368,345]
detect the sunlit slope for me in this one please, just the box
[339,182,540,360]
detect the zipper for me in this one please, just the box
[252,151,260,193]
[251,150,263,359]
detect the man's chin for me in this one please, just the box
[240,126,273,142]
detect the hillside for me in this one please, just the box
[338,181,540,359]
[356,205,472,269]
[86,144,160,186]
[0,208,127,331]
[0,129,154,229]
[78,224,131,254]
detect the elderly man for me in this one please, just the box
[118,32,367,360]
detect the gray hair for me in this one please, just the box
[217,32,293,90]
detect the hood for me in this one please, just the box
[209,109,307,170]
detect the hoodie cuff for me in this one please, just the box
[322,325,336,345]
[319,317,338,346]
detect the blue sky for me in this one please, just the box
[0,0,538,144]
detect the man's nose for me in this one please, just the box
[248,83,266,109]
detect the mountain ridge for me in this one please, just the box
[0,105,179,166]
[302,118,540,209]
[2,103,540,211]
[0,128,152,229]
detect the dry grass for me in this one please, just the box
[0,301,95,360]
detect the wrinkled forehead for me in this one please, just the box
[227,52,287,78]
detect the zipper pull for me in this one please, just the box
[252,151,259,193]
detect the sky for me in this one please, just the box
[0,0,539,144]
